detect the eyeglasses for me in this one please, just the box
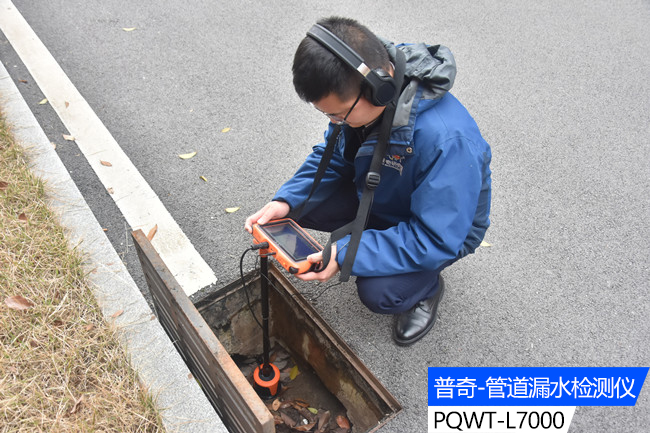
[312,89,363,125]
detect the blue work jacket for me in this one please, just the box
[274,43,492,277]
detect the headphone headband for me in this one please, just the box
[306,24,396,106]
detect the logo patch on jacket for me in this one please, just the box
[382,154,405,175]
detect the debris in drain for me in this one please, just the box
[234,344,352,432]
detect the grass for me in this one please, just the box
[0,109,164,432]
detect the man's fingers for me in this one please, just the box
[307,251,323,263]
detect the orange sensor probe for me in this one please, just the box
[252,218,323,274]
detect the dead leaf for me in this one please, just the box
[199,175,207,182]
[147,224,158,241]
[221,127,231,133]
[289,365,300,380]
[308,407,318,415]
[480,240,492,247]
[85,324,95,331]
[62,134,75,141]
[294,399,309,408]
[0,181,8,190]
[111,309,124,318]
[336,415,351,429]
[187,373,193,380]
[279,400,294,409]
[318,411,331,432]
[122,27,136,32]
[273,414,283,425]
[19,79,27,83]
[100,160,112,167]
[107,187,114,194]
[38,98,48,105]
[69,395,84,414]
[271,398,281,411]
[51,142,57,149]
[225,207,240,213]
[294,422,316,432]
[178,151,197,159]
[18,212,28,222]
[65,101,70,108]
[280,411,295,428]
[5,295,35,311]
[102,228,108,232]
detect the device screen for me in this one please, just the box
[260,221,320,261]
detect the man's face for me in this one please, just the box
[312,91,386,128]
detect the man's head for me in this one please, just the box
[293,17,393,127]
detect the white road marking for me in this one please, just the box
[0,0,217,295]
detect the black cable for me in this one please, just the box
[239,244,269,330]
[307,280,344,302]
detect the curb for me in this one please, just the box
[0,62,227,433]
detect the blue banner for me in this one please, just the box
[428,367,648,406]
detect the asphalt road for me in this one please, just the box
[1,0,649,432]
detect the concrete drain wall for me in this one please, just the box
[133,230,401,433]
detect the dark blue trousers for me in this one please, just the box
[291,182,454,315]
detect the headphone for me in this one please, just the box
[306,24,397,107]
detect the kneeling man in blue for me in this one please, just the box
[245,16,492,346]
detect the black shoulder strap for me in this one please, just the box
[323,47,406,281]
[290,123,341,221]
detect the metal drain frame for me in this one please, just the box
[132,229,402,432]
[132,229,273,433]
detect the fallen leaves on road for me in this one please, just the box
[122,27,136,32]
[147,224,158,241]
[480,240,492,247]
[100,160,113,167]
[62,134,75,141]
[221,127,231,133]
[225,207,240,213]
[199,176,207,182]
[38,98,48,105]
[178,151,197,160]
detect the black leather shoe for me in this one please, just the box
[392,276,445,346]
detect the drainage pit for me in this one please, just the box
[132,230,401,433]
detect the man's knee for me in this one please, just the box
[356,277,411,314]
[355,269,446,315]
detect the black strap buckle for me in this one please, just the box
[366,171,381,190]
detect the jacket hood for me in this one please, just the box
[381,38,457,99]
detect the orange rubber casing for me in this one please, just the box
[252,218,323,274]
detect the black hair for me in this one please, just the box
[292,16,391,103]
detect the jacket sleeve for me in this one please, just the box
[273,125,354,211]
[336,135,484,276]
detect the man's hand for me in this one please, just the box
[244,201,290,233]
[297,244,339,282]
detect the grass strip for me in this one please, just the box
[0,109,164,432]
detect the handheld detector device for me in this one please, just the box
[252,218,323,274]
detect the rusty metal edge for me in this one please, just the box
[267,265,403,419]
[132,229,274,433]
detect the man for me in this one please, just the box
[245,17,492,346]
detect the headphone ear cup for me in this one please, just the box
[366,68,396,106]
